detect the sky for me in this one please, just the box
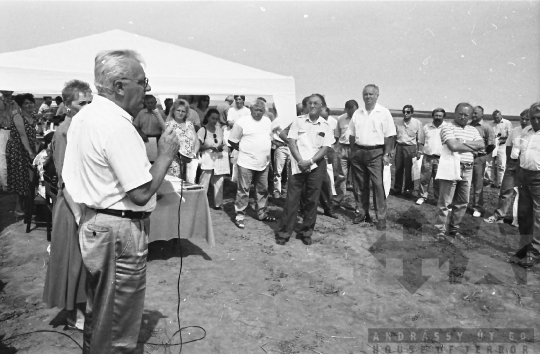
[0,1,539,115]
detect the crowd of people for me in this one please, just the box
[0,48,539,354]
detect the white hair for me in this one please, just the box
[94,49,145,94]
[250,99,267,112]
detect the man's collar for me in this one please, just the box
[470,118,484,126]
[94,94,133,122]
[304,115,324,125]
[360,103,380,114]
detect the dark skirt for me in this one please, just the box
[43,189,86,310]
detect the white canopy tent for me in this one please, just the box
[0,29,297,126]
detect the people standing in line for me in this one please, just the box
[63,49,180,354]
[434,103,484,241]
[484,108,531,226]
[156,98,200,181]
[488,110,513,188]
[510,102,540,269]
[43,79,92,331]
[416,108,446,205]
[391,105,424,197]
[0,90,20,193]
[133,94,165,142]
[469,105,496,217]
[6,93,38,216]
[276,94,334,246]
[334,100,359,207]
[228,100,275,229]
[198,108,226,209]
[348,85,396,229]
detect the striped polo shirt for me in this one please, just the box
[440,121,483,163]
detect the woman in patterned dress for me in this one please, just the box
[155,99,199,180]
[6,93,38,215]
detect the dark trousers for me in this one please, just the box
[393,144,417,192]
[278,159,327,239]
[350,147,386,220]
[517,169,540,255]
[299,160,332,212]
[494,159,519,219]
[471,154,490,212]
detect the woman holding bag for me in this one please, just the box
[197,108,228,209]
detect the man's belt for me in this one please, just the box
[92,208,151,219]
[356,144,384,150]
[397,143,415,146]
[425,154,440,158]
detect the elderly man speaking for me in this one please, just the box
[63,50,180,353]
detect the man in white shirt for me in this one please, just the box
[271,114,290,199]
[276,94,334,246]
[416,108,446,205]
[62,49,180,353]
[334,100,359,206]
[484,109,529,226]
[349,84,396,230]
[488,110,514,188]
[228,100,274,229]
[434,103,484,241]
[510,102,540,268]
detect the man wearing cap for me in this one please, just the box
[0,90,20,193]
[349,84,396,230]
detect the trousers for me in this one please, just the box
[79,209,148,354]
[350,147,386,220]
[235,165,269,220]
[278,159,327,239]
[334,143,359,205]
[0,129,9,191]
[199,169,224,208]
[393,144,417,193]
[273,145,290,194]
[491,144,506,186]
[493,159,519,219]
[517,169,540,255]
[418,155,440,200]
[435,164,473,233]
[471,154,490,212]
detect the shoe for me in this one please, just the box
[376,220,387,231]
[403,190,413,198]
[235,218,245,229]
[517,252,540,269]
[450,231,468,242]
[416,198,425,205]
[435,232,446,241]
[275,237,289,246]
[353,214,371,224]
[511,222,519,228]
[491,184,500,189]
[13,210,25,217]
[273,192,281,199]
[389,189,401,196]
[301,236,312,245]
[472,211,482,218]
[323,210,338,219]
[484,215,504,224]
[67,318,84,331]
[213,206,222,210]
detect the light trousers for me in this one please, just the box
[334,143,359,204]
[0,129,9,191]
[235,165,269,220]
[435,164,473,233]
[418,155,440,200]
[491,144,506,186]
[79,209,148,354]
[273,145,290,194]
[493,160,519,220]
[199,169,224,208]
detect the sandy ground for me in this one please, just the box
[1,171,539,354]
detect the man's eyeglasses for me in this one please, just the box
[403,111,412,114]
[121,77,149,89]
[78,101,92,106]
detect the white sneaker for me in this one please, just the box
[511,222,519,228]
[415,198,425,205]
[484,215,504,224]
[473,211,482,218]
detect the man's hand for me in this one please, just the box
[158,125,180,159]
[416,151,423,160]
[298,159,312,172]
[383,153,391,166]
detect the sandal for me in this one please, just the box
[235,219,245,229]
[261,216,276,222]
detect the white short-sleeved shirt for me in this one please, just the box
[489,118,513,139]
[288,115,334,175]
[228,115,272,171]
[518,126,540,171]
[227,106,251,125]
[507,125,525,159]
[349,103,397,146]
[63,94,156,212]
[421,121,447,156]
[271,115,287,143]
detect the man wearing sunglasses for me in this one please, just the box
[391,105,424,197]
[63,49,180,353]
